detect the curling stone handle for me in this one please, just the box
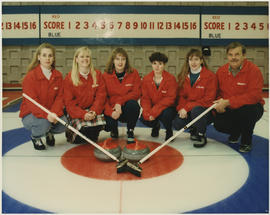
[22,93,119,162]
[139,103,216,164]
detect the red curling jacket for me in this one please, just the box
[103,69,141,116]
[141,70,177,120]
[63,70,106,119]
[216,59,265,109]
[19,64,64,119]
[176,67,217,112]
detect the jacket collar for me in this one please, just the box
[35,64,61,80]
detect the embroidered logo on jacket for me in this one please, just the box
[196,86,205,89]
[161,90,167,93]
[125,84,133,87]
[237,82,247,86]
[54,87,58,90]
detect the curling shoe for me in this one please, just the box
[31,137,46,150]
[228,133,240,144]
[239,144,252,153]
[127,129,135,144]
[46,132,55,146]
[151,122,160,137]
[193,132,207,148]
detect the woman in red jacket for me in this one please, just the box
[173,49,217,147]
[103,48,141,144]
[64,47,106,144]
[140,52,177,141]
[20,43,67,150]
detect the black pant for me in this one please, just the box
[140,107,177,131]
[74,125,103,143]
[213,103,264,145]
[105,100,140,132]
[172,106,213,134]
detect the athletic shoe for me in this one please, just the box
[193,133,207,148]
[46,132,55,146]
[228,134,240,144]
[239,144,252,153]
[151,122,160,137]
[31,137,46,150]
[127,129,135,144]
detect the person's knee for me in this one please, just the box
[191,106,204,117]
[125,100,140,112]
[162,107,176,119]
[172,116,186,130]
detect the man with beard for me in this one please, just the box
[213,42,265,153]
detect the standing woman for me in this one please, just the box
[103,47,141,144]
[173,49,217,147]
[64,47,106,144]
[20,43,67,150]
[140,52,177,141]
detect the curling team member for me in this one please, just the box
[173,49,217,147]
[64,47,106,143]
[20,43,67,150]
[213,42,264,152]
[140,52,177,141]
[103,48,141,144]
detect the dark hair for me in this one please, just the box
[149,52,168,64]
[226,42,246,55]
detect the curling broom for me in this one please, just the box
[125,103,217,177]
[23,93,140,175]
[22,93,120,162]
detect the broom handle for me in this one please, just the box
[139,103,216,164]
[22,93,119,162]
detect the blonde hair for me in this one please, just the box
[27,43,56,72]
[71,47,96,86]
[177,49,208,88]
[105,47,133,74]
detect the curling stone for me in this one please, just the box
[94,138,121,162]
[122,140,150,161]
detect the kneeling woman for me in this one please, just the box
[103,48,141,144]
[173,49,217,147]
[140,52,177,141]
[64,47,106,143]
[20,43,67,150]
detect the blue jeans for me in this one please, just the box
[173,106,213,134]
[22,113,68,138]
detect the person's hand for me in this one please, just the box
[149,115,155,121]
[47,113,58,124]
[178,108,187,119]
[84,112,93,121]
[88,111,96,120]
[113,103,122,114]
[214,98,230,113]
[112,111,121,120]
